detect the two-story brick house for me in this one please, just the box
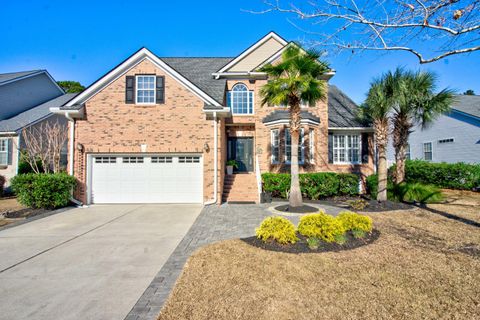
[52,32,374,205]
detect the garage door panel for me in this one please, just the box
[91,155,203,204]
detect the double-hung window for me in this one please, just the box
[270,129,280,164]
[309,130,315,163]
[406,144,411,160]
[333,134,361,164]
[0,139,8,166]
[136,75,156,104]
[285,129,304,164]
[423,142,432,161]
[227,83,254,114]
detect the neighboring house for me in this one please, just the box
[0,70,72,184]
[52,32,374,205]
[387,94,480,165]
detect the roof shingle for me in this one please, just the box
[0,70,43,85]
[451,95,480,119]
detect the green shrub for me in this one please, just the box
[262,172,359,200]
[365,173,394,199]
[306,237,320,250]
[297,212,346,243]
[337,211,373,234]
[391,182,443,204]
[255,216,298,244]
[11,173,76,209]
[0,174,5,196]
[394,160,480,190]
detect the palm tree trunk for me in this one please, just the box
[392,115,411,184]
[375,119,388,202]
[289,98,303,208]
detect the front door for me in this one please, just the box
[227,137,253,172]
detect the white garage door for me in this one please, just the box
[90,155,203,204]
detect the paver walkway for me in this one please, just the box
[126,202,343,320]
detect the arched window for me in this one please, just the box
[227,83,254,114]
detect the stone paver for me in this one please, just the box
[126,201,343,320]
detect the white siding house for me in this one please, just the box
[387,95,480,165]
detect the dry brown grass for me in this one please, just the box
[159,197,480,320]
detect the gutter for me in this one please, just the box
[204,112,218,205]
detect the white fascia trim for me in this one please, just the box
[0,132,19,136]
[329,127,374,132]
[264,119,320,127]
[212,71,267,79]
[216,32,288,73]
[65,48,221,108]
[203,107,231,113]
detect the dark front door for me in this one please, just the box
[227,137,254,172]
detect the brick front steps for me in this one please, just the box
[222,173,258,203]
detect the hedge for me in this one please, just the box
[262,172,359,199]
[393,160,480,190]
[11,173,77,209]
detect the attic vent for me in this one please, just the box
[438,138,454,144]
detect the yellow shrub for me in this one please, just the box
[337,211,373,233]
[297,212,346,243]
[255,216,298,244]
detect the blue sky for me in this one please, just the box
[1,0,479,103]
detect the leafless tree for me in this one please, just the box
[21,120,68,173]
[251,0,480,63]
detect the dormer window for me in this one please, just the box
[227,83,254,114]
[136,75,156,104]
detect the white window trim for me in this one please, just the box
[423,142,433,161]
[332,134,362,165]
[309,130,315,163]
[135,75,156,105]
[0,138,8,166]
[228,83,254,115]
[285,128,305,165]
[270,129,280,164]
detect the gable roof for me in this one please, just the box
[162,57,233,104]
[61,48,223,110]
[216,32,288,73]
[451,95,480,119]
[0,93,77,132]
[0,70,43,85]
[328,85,368,128]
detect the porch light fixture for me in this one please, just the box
[76,143,84,152]
[204,142,210,152]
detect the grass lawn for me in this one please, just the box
[159,190,480,320]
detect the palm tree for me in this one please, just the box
[260,45,329,208]
[364,71,398,202]
[392,69,454,183]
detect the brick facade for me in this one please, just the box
[71,58,373,204]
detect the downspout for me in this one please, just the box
[204,112,218,205]
[65,112,83,207]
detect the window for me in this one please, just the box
[405,144,411,160]
[333,134,361,164]
[136,75,155,104]
[226,83,254,114]
[309,130,315,163]
[423,142,432,161]
[179,156,200,163]
[438,138,454,144]
[151,156,172,163]
[285,129,305,164]
[95,157,116,163]
[123,157,144,163]
[0,139,8,165]
[270,129,280,164]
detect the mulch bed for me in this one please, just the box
[2,208,48,219]
[242,229,380,254]
[271,196,414,212]
[274,204,319,213]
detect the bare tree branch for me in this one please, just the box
[21,120,68,174]
[248,0,480,63]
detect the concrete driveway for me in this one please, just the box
[0,204,202,320]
